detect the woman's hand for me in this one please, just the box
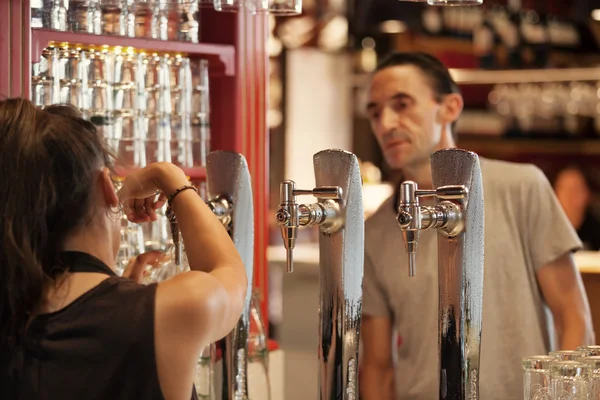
[117,163,188,224]
[122,251,169,284]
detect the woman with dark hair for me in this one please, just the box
[0,98,248,399]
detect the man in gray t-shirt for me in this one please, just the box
[360,52,595,400]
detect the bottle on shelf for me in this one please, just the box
[503,0,524,68]
[519,0,550,68]
[472,5,497,69]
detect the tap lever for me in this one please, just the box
[277,181,300,273]
[277,181,343,274]
[397,182,467,277]
[411,185,469,201]
[433,185,468,200]
[166,205,182,266]
[293,186,342,199]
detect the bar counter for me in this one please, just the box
[268,247,600,345]
[575,252,600,344]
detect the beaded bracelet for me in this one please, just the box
[167,185,199,207]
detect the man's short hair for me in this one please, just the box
[375,52,461,142]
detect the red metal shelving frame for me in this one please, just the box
[30,28,236,76]
[1,0,270,330]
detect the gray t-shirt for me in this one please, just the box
[363,157,582,400]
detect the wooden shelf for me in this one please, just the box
[31,28,236,76]
[393,33,600,68]
[450,67,600,85]
[458,136,600,156]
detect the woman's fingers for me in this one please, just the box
[153,192,167,210]
[133,198,149,222]
[122,251,166,283]
[145,196,157,221]
[123,193,166,224]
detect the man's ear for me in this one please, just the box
[439,93,464,126]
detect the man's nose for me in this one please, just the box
[380,106,399,133]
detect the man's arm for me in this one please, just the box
[360,315,395,400]
[536,251,595,349]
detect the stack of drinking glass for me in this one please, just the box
[31,0,200,42]
[31,0,302,32]
[523,346,600,399]
[32,45,211,171]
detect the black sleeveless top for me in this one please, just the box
[8,251,196,400]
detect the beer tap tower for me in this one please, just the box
[168,150,255,400]
[276,149,364,400]
[205,151,255,400]
[396,148,485,400]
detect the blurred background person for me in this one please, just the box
[554,166,600,251]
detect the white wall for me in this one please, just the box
[284,49,352,190]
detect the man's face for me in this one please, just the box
[367,65,445,170]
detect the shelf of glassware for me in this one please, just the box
[458,135,600,156]
[30,28,236,76]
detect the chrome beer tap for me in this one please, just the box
[205,151,254,400]
[165,206,183,268]
[276,149,364,400]
[396,148,484,400]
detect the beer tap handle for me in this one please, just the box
[277,180,298,273]
[398,182,469,277]
[415,185,468,200]
[166,205,182,267]
[434,185,468,200]
[293,186,342,199]
[277,181,343,273]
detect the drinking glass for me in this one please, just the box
[268,0,301,15]
[195,343,217,400]
[550,360,590,400]
[247,0,268,13]
[578,346,600,357]
[522,356,553,400]
[100,0,131,36]
[248,291,271,400]
[68,0,102,34]
[550,350,588,361]
[583,356,600,400]
[213,0,243,12]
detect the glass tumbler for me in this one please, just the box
[550,361,590,400]
[522,356,553,400]
[268,0,301,15]
[550,350,588,361]
[247,0,268,13]
[195,343,217,400]
[579,346,600,357]
[550,360,590,400]
[583,356,600,400]
[100,0,127,35]
[248,290,271,400]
